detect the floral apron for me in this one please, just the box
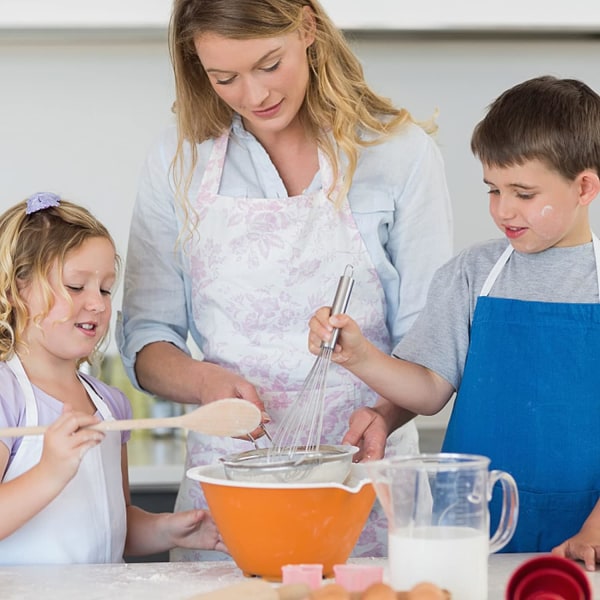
[172,130,418,560]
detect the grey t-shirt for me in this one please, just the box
[394,238,599,390]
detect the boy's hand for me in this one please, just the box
[308,306,336,354]
[308,308,366,366]
[552,530,600,571]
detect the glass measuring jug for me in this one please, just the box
[366,453,519,600]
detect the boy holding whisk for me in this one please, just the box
[309,75,600,569]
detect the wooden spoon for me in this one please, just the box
[0,398,262,438]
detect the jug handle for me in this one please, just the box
[488,469,519,554]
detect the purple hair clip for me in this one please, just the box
[26,192,61,215]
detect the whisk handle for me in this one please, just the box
[324,265,355,349]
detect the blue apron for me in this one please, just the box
[442,236,600,552]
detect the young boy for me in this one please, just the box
[309,75,600,570]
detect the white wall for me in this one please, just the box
[1,35,174,261]
[4,0,600,31]
[2,30,600,426]
[4,32,600,276]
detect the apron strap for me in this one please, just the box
[197,132,229,197]
[480,234,600,299]
[480,244,513,297]
[6,355,38,427]
[198,123,341,200]
[592,233,600,295]
[78,374,115,422]
[7,355,115,426]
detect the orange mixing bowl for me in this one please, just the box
[187,463,376,581]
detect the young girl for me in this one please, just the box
[0,192,225,564]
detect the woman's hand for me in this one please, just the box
[135,342,270,439]
[342,399,417,462]
[342,406,388,462]
[187,363,271,442]
[192,361,264,408]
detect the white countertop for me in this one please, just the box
[0,555,597,599]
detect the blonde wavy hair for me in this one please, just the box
[169,0,436,232]
[0,198,119,365]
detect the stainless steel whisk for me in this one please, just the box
[269,265,355,457]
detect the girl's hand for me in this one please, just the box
[38,404,105,488]
[308,308,367,367]
[166,509,227,553]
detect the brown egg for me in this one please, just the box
[360,583,396,600]
[309,583,351,599]
[408,582,450,600]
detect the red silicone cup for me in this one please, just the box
[506,555,592,600]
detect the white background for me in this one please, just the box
[2,0,600,31]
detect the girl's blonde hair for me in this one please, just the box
[169,0,436,231]
[0,198,119,364]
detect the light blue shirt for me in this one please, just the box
[118,117,453,389]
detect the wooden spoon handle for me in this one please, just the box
[0,417,183,437]
[0,418,191,437]
[0,425,47,436]
[0,398,262,439]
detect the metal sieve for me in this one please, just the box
[219,444,359,484]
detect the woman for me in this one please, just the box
[118,0,453,559]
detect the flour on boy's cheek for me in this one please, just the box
[527,203,561,243]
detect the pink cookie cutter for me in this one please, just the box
[281,564,323,590]
[334,564,384,592]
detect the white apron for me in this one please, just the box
[0,356,126,564]
[173,130,418,560]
